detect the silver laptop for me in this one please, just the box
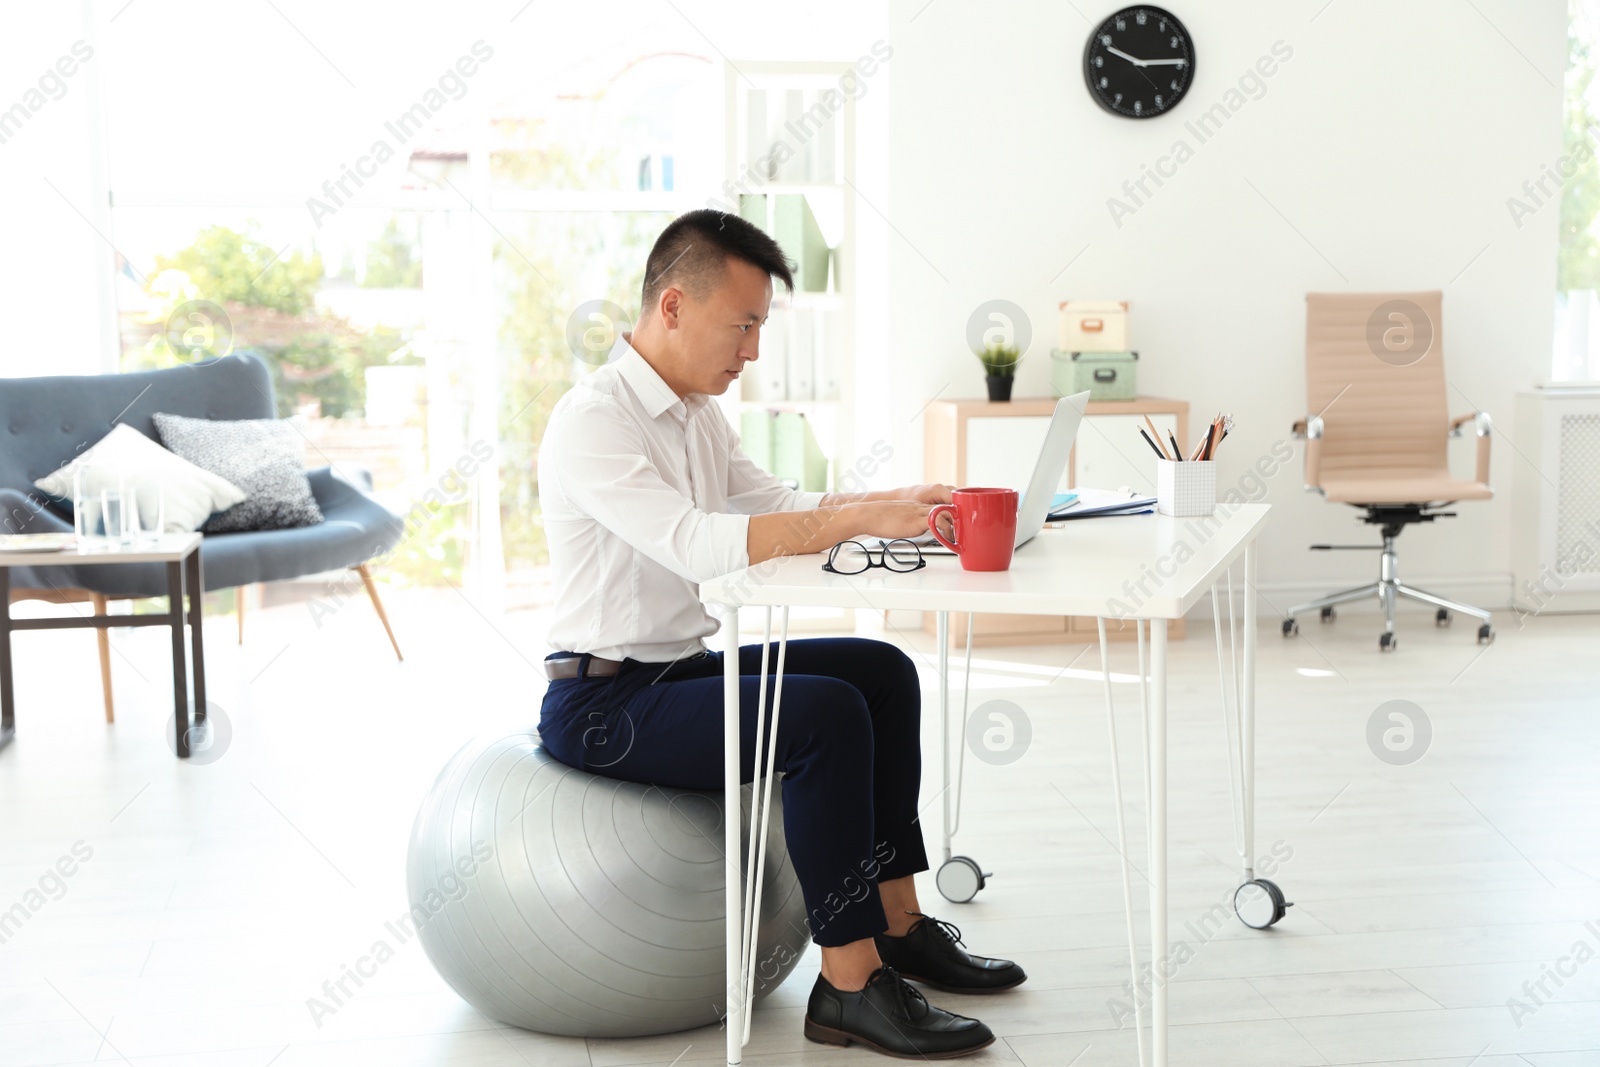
[871,390,1089,556]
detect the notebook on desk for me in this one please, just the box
[1047,487,1157,520]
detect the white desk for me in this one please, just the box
[700,504,1275,1067]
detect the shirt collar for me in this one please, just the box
[613,334,705,419]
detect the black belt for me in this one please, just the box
[545,650,711,681]
[545,654,625,680]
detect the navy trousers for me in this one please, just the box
[538,638,930,947]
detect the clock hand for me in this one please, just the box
[1141,57,1188,66]
[1104,46,1148,67]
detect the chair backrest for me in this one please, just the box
[1305,291,1450,479]
[0,353,275,497]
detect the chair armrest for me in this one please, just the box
[305,465,374,508]
[1299,415,1324,491]
[0,488,74,535]
[1450,411,1493,486]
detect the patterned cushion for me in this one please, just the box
[152,412,324,533]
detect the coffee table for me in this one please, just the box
[0,533,207,757]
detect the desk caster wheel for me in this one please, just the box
[1477,624,1494,645]
[1282,618,1298,637]
[1320,606,1336,623]
[1379,632,1397,653]
[1435,608,1451,628]
[1234,878,1291,930]
[936,857,988,904]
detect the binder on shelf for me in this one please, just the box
[739,409,775,470]
[745,89,771,179]
[745,305,787,402]
[738,193,768,229]
[814,310,840,402]
[785,311,814,401]
[772,410,828,491]
[780,89,807,182]
[773,194,831,293]
[810,95,837,183]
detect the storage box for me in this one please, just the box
[1156,459,1216,517]
[1059,300,1129,351]
[1052,350,1137,401]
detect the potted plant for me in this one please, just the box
[977,341,1020,402]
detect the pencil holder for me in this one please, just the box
[1155,459,1216,517]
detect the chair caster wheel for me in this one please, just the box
[936,856,988,904]
[1379,632,1397,652]
[1435,608,1451,627]
[1320,606,1336,622]
[1478,624,1494,645]
[1282,618,1298,637]
[1234,878,1292,929]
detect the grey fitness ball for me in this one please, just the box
[406,732,810,1037]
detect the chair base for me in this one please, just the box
[1285,509,1494,651]
[1288,580,1493,628]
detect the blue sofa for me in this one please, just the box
[0,353,405,716]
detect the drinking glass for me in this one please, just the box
[100,484,133,547]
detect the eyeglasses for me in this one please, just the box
[823,539,926,575]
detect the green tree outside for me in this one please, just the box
[1560,2,1600,291]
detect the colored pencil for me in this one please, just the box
[1143,415,1172,459]
[1138,427,1166,459]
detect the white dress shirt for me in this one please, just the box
[540,334,826,662]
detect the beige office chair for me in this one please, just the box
[1285,290,1494,652]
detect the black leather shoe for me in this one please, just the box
[874,913,1027,994]
[804,965,994,1059]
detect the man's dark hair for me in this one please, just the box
[640,209,794,314]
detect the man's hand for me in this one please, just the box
[861,500,954,541]
[892,483,955,506]
[746,499,954,565]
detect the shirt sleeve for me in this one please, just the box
[542,397,752,583]
[723,413,827,514]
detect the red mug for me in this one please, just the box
[928,487,1018,571]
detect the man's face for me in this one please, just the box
[667,256,773,396]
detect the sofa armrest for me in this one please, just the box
[0,488,74,536]
[1450,411,1493,486]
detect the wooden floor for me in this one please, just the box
[1,588,1596,1066]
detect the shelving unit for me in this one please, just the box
[718,62,857,489]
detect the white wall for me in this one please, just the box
[0,1,114,378]
[881,0,1567,606]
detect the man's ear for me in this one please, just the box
[659,286,684,330]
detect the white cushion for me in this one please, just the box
[34,423,247,534]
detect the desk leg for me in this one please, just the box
[1242,543,1257,869]
[0,568,13,751]
[186,548,207,724]
[723,605,744,1067]
[168,561,190,759]
[1150,617,1168,1067]
[937,610,951,863]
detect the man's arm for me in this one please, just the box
[819,484,953,508]
[746,499,953,565]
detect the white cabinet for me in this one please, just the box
[1073,412,1179,495]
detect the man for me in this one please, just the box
[538,209,1024,1059]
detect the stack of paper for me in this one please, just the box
[1048,488,1156,520]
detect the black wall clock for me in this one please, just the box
[1083,6,1195,119]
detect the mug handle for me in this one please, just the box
[928,504,960,554]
